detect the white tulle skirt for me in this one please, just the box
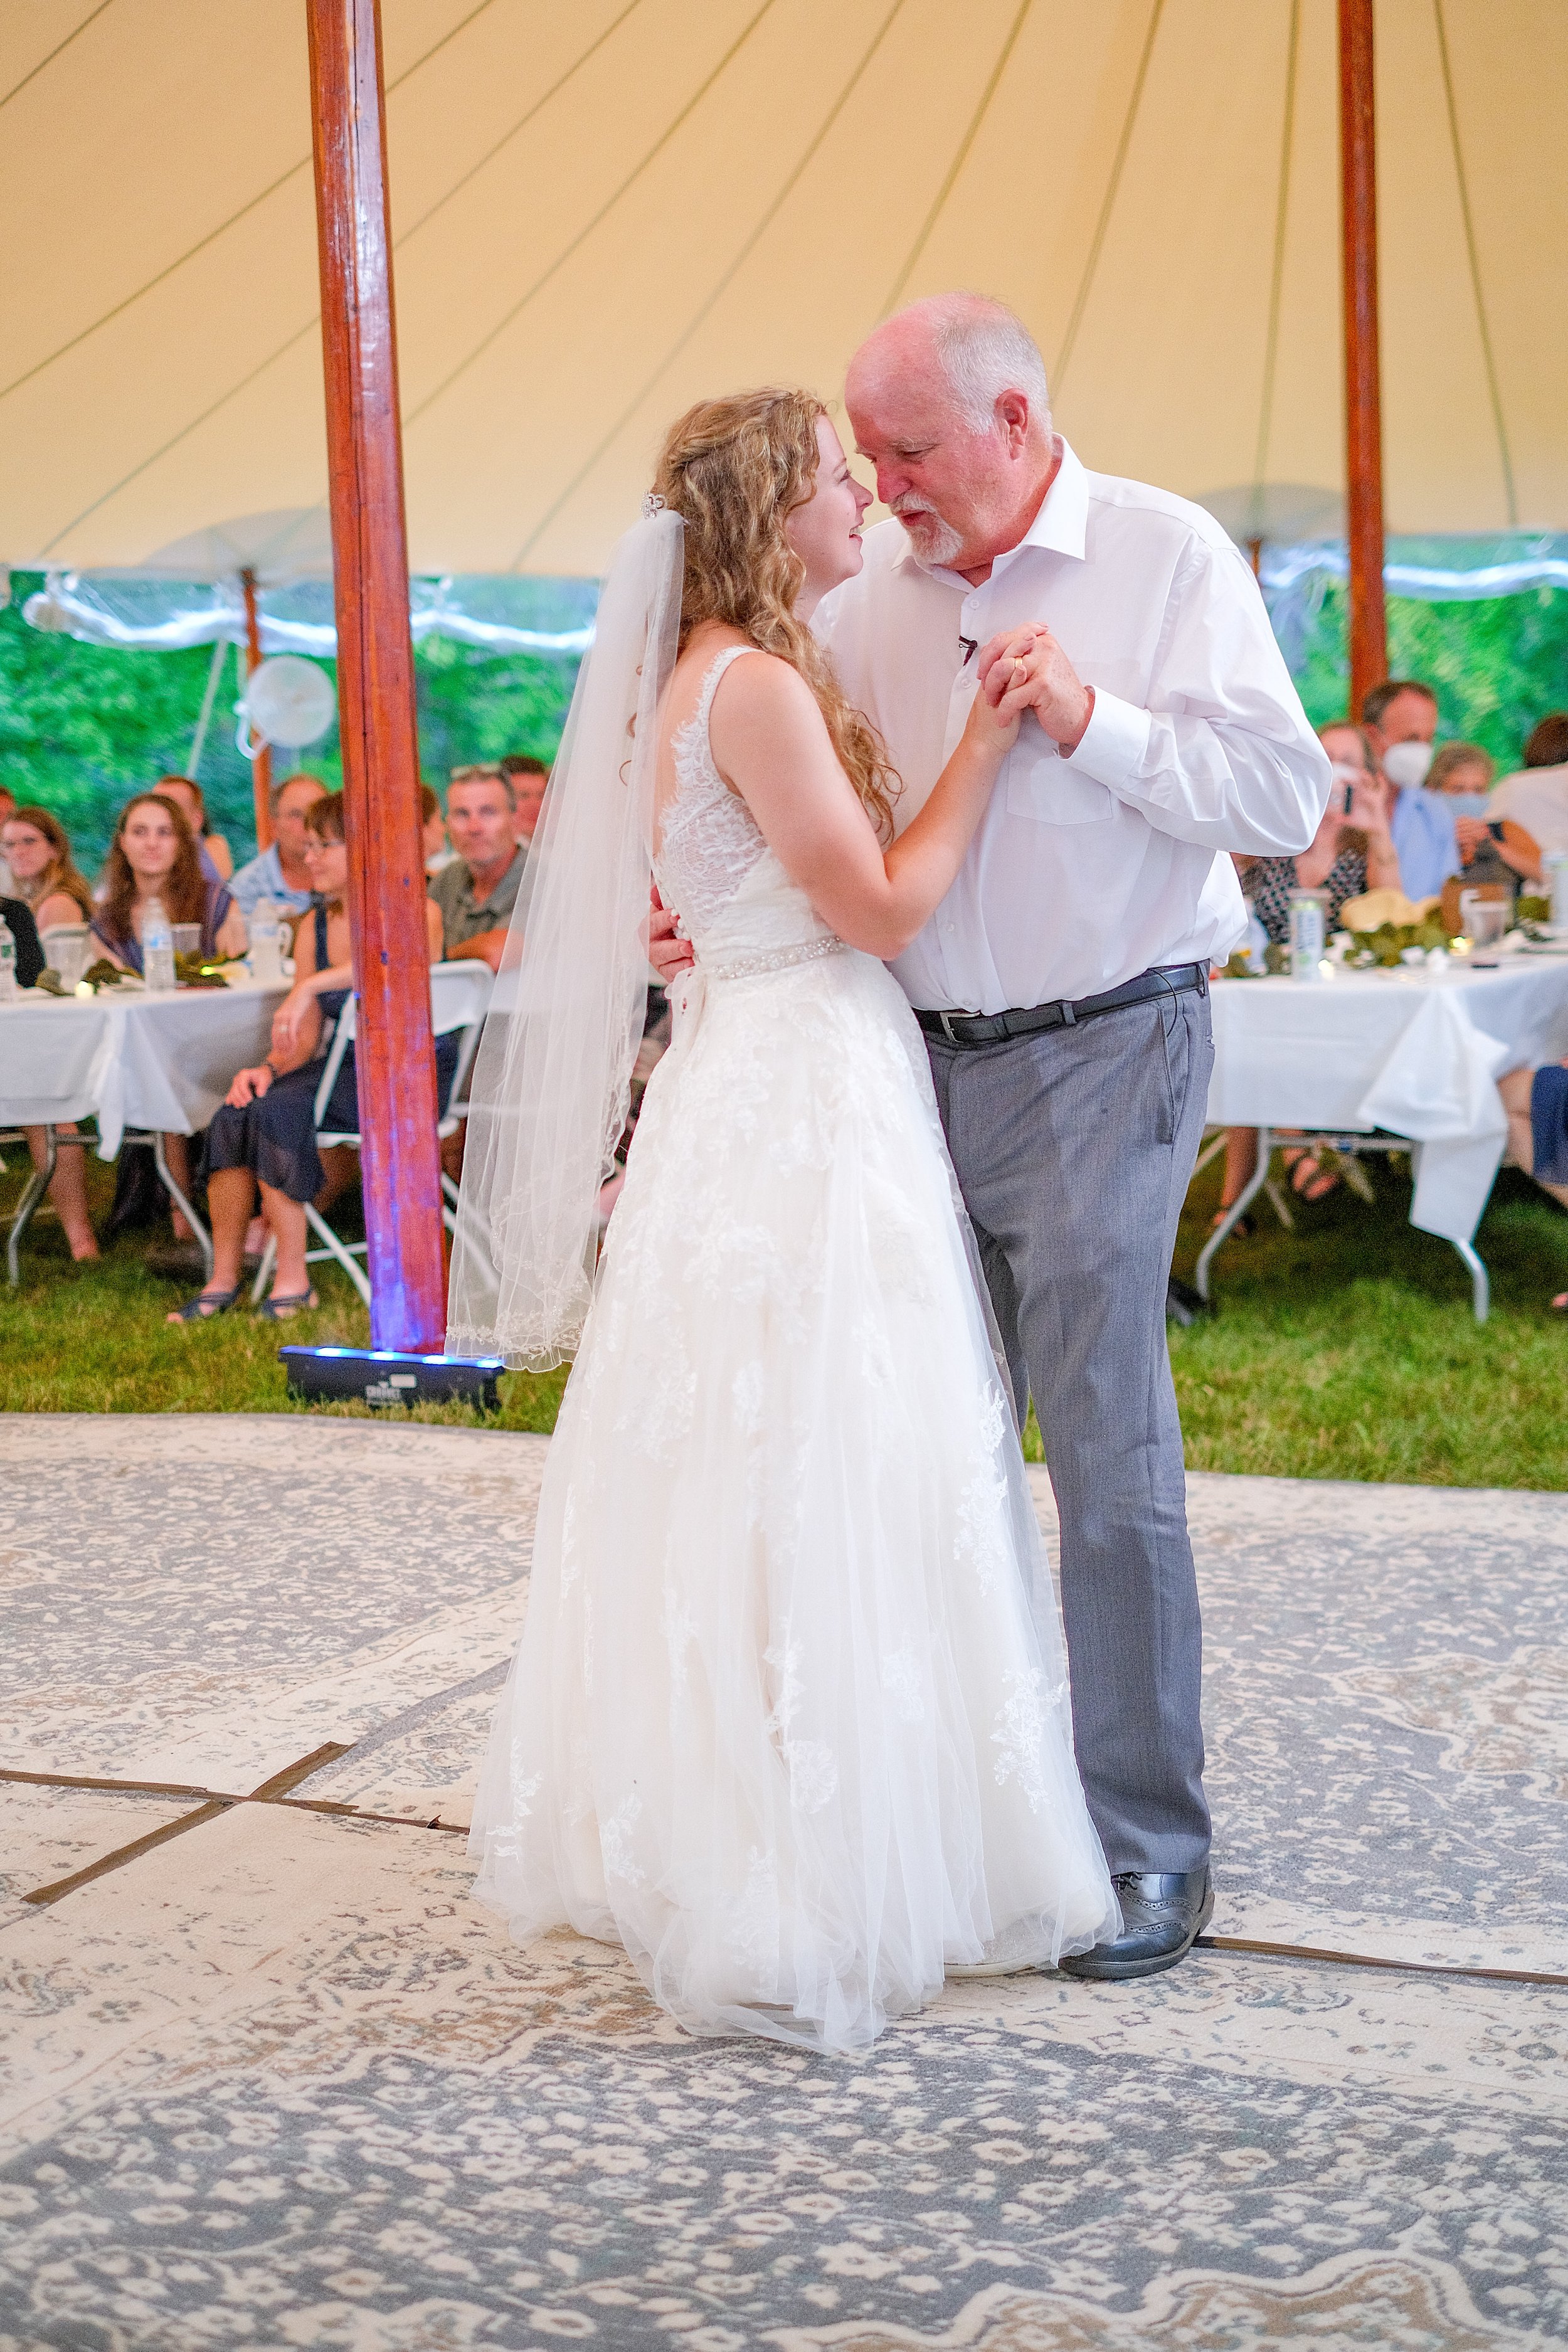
[469,944,1117,2052]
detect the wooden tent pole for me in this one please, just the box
[305,0,446,1352]
[1338,0,1387,716]
[240,569,275,852]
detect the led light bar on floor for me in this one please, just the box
[278,1345,506,1412]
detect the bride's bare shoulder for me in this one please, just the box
[664,630,813,748]
[707,644,818,734]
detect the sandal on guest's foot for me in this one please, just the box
[1550,1293,1568,1315]
[166,1286,240,1324]
[1284,1148,1339,1203]
[1209,1205,1255,1237]
[255,1288,319,1322]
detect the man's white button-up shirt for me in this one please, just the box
[816,440,1331,1014]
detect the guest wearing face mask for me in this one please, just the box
[1431,741,1544,894]
[1362,679,1459,901]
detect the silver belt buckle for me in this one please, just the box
[938,1009,965,1044]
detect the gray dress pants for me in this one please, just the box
[925,983,1214,1876]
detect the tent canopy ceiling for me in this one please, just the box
[3,0,1564,579]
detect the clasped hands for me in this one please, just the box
[647,622,1088,982]
[973,624,1094,755]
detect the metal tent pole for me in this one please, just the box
[240,569,275,850]
[305,0,446,1352]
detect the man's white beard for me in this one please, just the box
[889,495,964,570]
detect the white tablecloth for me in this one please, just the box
[1207,954,1568,1241]
[0,978,285,1155]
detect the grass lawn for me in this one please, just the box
[3,1137,1565,1489]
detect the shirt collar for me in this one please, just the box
[892,437,1089,580]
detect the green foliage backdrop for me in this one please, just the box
[3,563,1565,881]
[1294,580,1568,759]
[0,571,579,872]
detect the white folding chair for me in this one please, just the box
[250,962,492,1306]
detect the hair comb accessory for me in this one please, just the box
[642,492,665,517]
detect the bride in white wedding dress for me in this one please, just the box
[452,388,1116,2053]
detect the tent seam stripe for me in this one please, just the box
[1251,0,1301,516]
[877,0,1034,322]
[402,0,783,430]
[21,2,645,549]
[0,0,502,410]
[0,0,114,113]
[33,320,322,559]
[1051,0,1165,395]
[392,0,649,250]
[510,0,911,568]
[1432,0,1517,528]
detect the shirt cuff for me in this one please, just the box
[1061,687,1151,790]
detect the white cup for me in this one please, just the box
[40,923,91,986]
[1460,892,1508,958]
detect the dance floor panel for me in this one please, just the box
[2,1416,1564,2348]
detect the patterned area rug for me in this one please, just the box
[2,1416,1565,2350]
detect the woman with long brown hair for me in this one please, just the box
[0,803,95,926]
[92,792,244,972]
[460,389,1115,2052]
[93,792,245,1249]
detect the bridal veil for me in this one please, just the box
[447,508,683,1367]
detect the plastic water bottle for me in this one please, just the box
[1288,887,1328,982]
[1545,849,1568,933]
[143,896,176,992]
[248,899,283,985]
[0,914,17,1003]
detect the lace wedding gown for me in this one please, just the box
[470,647,1117,2051]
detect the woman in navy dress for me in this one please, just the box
[170,791,452,1322]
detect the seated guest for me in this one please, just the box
[92,793,245,973]
[1362,678,1458,900]
[421,782,454,874]
[1,808,99,1260]
[0,893,44,985]
[1217,723,1403,1217]
[1485,713,1568,872]
[499,753,550,849]
[229,773,328,916]
[152,775,234,883]
[430,764,526,973]
[1429,740,1543,889]
[1,804,95,929]
[174,791,452,1322]
[94,794,245,1249]
[1496,1059,1568,1311]
[1241,721,1401,942]
[1427,742,1495,803]
[0,784,17,896]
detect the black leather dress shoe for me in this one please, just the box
[1058,1868,1214,1982]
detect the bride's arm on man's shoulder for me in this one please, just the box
[707,644,1032,960]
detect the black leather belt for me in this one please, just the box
[915,962,1208,1051]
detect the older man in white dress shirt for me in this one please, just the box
[822,295,1330,1979]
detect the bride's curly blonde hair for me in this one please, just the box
[652,388,899,839]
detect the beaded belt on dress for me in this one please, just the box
[701,935,847,983]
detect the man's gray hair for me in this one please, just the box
[920,293,1052,433]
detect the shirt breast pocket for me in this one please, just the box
[1004,738,1113,826]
